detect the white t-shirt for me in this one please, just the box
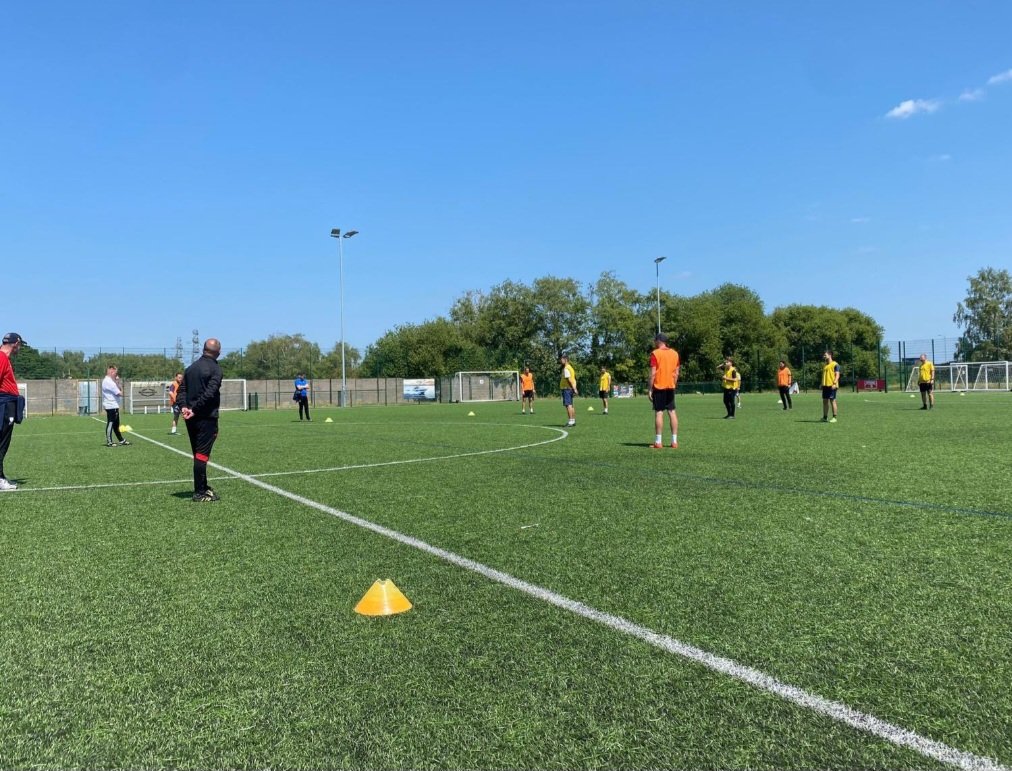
[102,375,122,409]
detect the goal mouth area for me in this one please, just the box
[452,371,521,403]
[904,362,1010,393]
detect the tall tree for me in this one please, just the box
[954,267,1012,361]
[587,272,646,384]
[219,333,323,379]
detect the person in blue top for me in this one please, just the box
[294,373,311,421]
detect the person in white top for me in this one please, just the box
[101,365,130,447]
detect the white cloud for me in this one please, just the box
[959,88,985,102]
[987,69,1012,85]
[928,153,952,162]
[850,217,871,224]
[886,98,941,119]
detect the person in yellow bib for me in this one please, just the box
[720,357,740,419]
[648,334,680,448]
[559,355,578,427]
[917,353,935,410]
[598,366,612,414]
[520,366,536,414]
[821,350,841,423]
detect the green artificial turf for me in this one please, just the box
[0,391,1009,769]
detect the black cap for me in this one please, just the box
[2,332,26,346]
[654,333,668,343]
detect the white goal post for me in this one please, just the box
[453,371,520,402]
[904,361,1008,392]
[128,379,248,414]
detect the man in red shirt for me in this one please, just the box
[0,332,27,490]
[648,333,680,449]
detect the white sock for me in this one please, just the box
[655,434,662,444]
[672,434,677,444]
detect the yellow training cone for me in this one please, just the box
[121,425,132,432]
[467,411,475,416]
[354,579,413,616]
[324,417,334,423]
[587,406,594,411]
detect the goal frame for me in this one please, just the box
[453,371,521,403]
[904,361,1008,392]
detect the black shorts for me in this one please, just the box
[652,389,676,411]
[822,386,838,400]
[186,417,219,460]
[172,404,182,418]
[919,382,933,393]
[598,390,609,399]
[523,390,534,399]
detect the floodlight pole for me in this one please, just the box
[330,228,359,407]
[654,256,667,335]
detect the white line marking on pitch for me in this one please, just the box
[125,425,1008,771]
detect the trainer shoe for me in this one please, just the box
[192,492,218,502]
[566,419,575,427]
[670,442,678,449]
[651,442,663,449]
[106,441,116,447]
[603,409,608,414]
[829,417,837,423]
[119,440,131,446]
[0,477,17,491]
[205,487,219,501]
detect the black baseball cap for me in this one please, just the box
[2,332,26,345]
[654,333,668,343]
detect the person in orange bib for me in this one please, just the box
[648,333,680,448]
[520,367,536,414]
[776,360,793,411]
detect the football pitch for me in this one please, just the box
[1,391,1010,770]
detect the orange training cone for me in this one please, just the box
[354,579,413,616]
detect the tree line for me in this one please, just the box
[359,273,887,392]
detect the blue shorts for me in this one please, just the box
[822,386,838,400]
[562,389,574,407]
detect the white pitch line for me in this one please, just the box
[127,426,1008,771]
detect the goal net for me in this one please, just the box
[904,362,1007,392]
[128,379,248,414]
[453,371,520,402]
[971,361,1011,391]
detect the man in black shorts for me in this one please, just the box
[178,338,223,502]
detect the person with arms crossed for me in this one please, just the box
[559,355,578,427]
[294,372,311,421]
[777,360,793,410]
[0,332,27,490]
[648,334,680,448]
[821,350,841,423]
[598,366,611,415]
[720,357,741,419]
[168,372,183,434]
[102,365,131,447]
[520,366,536,414]
[917,354,935,410]
[178,338,224,502]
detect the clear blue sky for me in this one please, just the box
[4,1,1010,355]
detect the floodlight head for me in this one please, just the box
[654,256,667,264]
[330,228,341,238]
[344,230,359,238]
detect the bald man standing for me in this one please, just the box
[178,338,224,502]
